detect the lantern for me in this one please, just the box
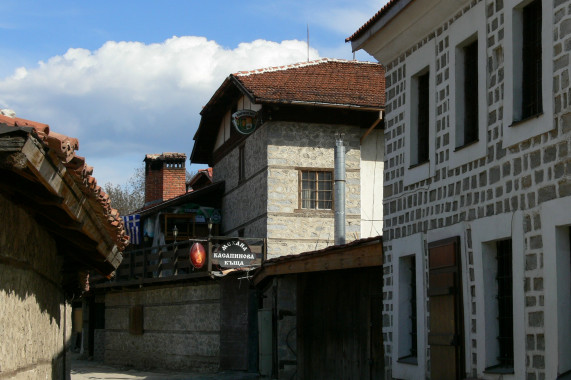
[190,242,206,269]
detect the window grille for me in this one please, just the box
[416,72,430,164]
[521,0,542,119]
[463,40,479,145]
[496,239,514,367]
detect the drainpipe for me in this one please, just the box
[334,133,346,246]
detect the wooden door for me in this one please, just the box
[298,268,383,380]
[428,237,464,380]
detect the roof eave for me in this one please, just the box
[258,98,383,112]
[350,0,414,53]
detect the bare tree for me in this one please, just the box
[104,165,145,216]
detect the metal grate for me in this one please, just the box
[463,40,479,144]
[416,72,430,164]
[409,256,418,357]
[496,239,514,367]
[521,0,542,119]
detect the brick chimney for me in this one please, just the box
[144,153,187,207]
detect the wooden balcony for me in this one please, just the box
[91,236,266,288]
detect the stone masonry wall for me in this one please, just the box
[266,122,362,258]
[103,282,220,372]
[214,120,364,258]
[0,193,72,379]
[214,124,268,238]
[380,0,571,378]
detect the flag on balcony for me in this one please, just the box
[122,214,141,245]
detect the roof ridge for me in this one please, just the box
[233,58,380,77]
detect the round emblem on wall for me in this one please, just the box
[232,109,258,135]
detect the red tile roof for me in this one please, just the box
[232,58,385,109]
[346,0,407,43]
[0,113,129,252]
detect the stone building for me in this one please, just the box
[0,113,127,378]
[88,153,262,373]
[348,0,571,379]
[191,58,386,259]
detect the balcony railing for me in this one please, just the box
[92,236,266,288]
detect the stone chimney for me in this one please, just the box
[144,153,187,207]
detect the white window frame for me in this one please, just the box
[542,198,571,379]
[449,1,487,168]
[471,212,525,379]
[404,40,436,186]
[392,232,426,379]
[503,0,554,147]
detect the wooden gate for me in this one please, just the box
[428,237,464,380]
[297,268,384,380]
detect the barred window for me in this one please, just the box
[300,170,333,210]
[462,39,479,145]
[521,0,542,119]
[496,239,514,368]
[415,71,430,165]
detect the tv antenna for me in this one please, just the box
[307,24,310,62]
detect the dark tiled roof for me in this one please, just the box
[0,113,129,252]
[232,58,385,108]
[346,0,406,42]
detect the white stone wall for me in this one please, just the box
[266,122,362,258]
[377,0,571,378]
[215,120,370,258]
[0,193,72,379]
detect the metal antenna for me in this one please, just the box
[307,24,310,62]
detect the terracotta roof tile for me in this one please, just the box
[0,113,129,251]
[232,58,385,108]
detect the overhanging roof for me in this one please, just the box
[0,116,128,279]
[253,236,383,286]
[191,58,385,165]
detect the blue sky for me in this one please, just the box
[0,0,383,188]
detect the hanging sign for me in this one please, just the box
[190,242,206,269]
[212,239,256,268]
[232,110,258,135]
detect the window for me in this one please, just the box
[413,70,430,166]
[398,255,417,362]
[521,0,542,119]
[503,0,553,146]
[448,1,487,168]
[495,239,514,369]
[300,170,332,210]
[238,144,245,182]
[460,39,479,147]
[542,198,571,378]
[392,233,426,378]
[473,213,525,376]
[404,40,435,186]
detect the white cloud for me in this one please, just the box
[0,36,319,185]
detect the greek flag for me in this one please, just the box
[122,214,141,245]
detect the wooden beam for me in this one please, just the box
[360,115,382,145]
[253,242,383,286]
[19,139,121,266]
[0,136,26,152]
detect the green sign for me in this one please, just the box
[232,109,258,135]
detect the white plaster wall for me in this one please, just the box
[360,129,384,238]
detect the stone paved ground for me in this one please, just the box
[70,354,261,380]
